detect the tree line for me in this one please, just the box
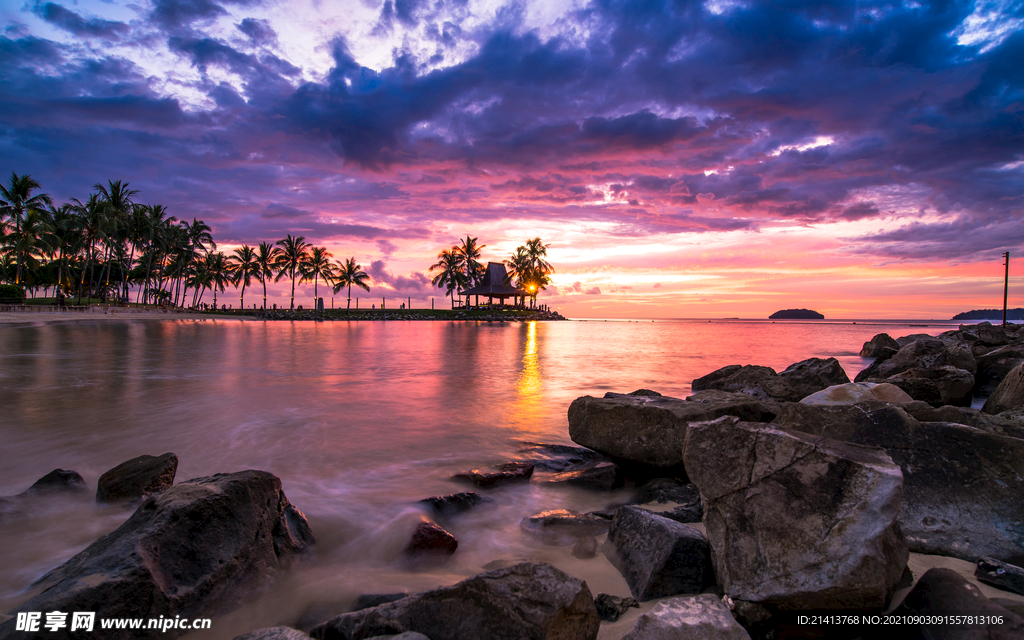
[0,173,370,311]
[429,236,553,309]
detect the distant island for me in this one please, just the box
[769,309,824,319]
[951,308,1024,320]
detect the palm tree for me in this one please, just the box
[254,241,279,309]
[430,247,467,309]
[137,205,174,304]
[206,251,231,308]
[5,209,54,287]
[302,246,335,310]
[333,257,371,314]
[274,234,311,310]
[45,203,81,298]
[506,237,553,308]
[457,235,486,286]
[228,244,260,309]
[93,180,139,299]
[0,173,53,285]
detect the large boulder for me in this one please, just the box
[772,402,1024,564]
[23,469,88,495]
[684,417,908,610]
[975,557,1024,596]
[621,595,752,640]
[860,333,899,358]
[886,365,974,407]
[692,358,849,403]
[567,391,775,471]
[309,562,600,640]
[799,382,913,406]
[96,452,178,503]
[893,568,1024,640]
[520,509,610,545]
[873,338,977,378]
[2,470,314,640]
[603,506,712,601]
[983,361,1024,414]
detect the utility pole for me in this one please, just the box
[1003,252,1010,326]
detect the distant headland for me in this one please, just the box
[769,309,824,320]
[952,308,1024,321]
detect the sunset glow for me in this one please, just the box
[2,0,1022,317]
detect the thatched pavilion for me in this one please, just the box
[461,262,530,308]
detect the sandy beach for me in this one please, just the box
[0,309,259,325]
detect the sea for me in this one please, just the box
[0,317,961,635]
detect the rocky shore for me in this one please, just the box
[244,308,567,322]
[3,321,1024,639]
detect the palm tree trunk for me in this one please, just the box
[290,268,296,310]
[262,276,267,310]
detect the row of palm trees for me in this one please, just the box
[0,172,373,311]
[429,236,553,309]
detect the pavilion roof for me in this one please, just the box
[461,262,528,297]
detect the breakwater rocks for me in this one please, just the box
[238,309,567,322]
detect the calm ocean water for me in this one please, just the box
[0,317,957,633]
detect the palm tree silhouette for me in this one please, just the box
[302,246,336,310]
[430,247,467,309]
[228,245,259,309]
[0,173,53,285]
[254,241,279,310]
[274,234,311,310]
[457,235,486,287]
[333,257,371,314]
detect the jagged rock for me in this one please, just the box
[875,338,977,378]
[860,333,900,358]
[621,595,752,640]
[975,357,1024,398]
[404,520,457,566]
[605,389,664,398]
[520,509,610,545]
[1,470,314,640]
[418,492,493,518]
[96,452,178,503]
[572,536,598,559]
[353,593,408,612]
[450,462,534,488]
[516,442,608,472]
[893,568,1024,639]
[540,462,622,491]
[799,382,913,405]
[888,365,974,407]
[594,594,639,622]
[309,562,600,640]
[691,358,849,403]
[975,557,1024,596]
[630,478,701,505]
[776,357,851,400]
[648,504,703,524]
[896,333,936,347]
[902,404,1024,439]
[684,416,907,610]
[233,628,312,640]
[567,390,775,470]
[772,402,1024,564]
[23,469,87,494]
[983,361,1024,414]
[691,365,780,399]
[603,506,712,601]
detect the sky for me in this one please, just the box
[1,0,1022,318]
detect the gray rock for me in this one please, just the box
[96,452,178,503]
[691,358,849,403]
[450,462,534,488]
[895,333,937,347]
[233,627,312,640]
[417,492,492,518]
[353,593,408,612]
[649,503,704,524]
[520,509,610,545]
[887,365,974,406]
[404,520,457,567]
[976,557,1024,596]
[691,365,778,399]
[621,595,752,640]
[540,462,621,491]
[567,390,775,470]
[983,361,1024,414]
[776,357,851,400]
[860,333,900,357]
[2,470,314,640]
[772,402,1024,564]
[684,416,907,610]
[904,403,1024,439]
[799,382,913,405]
[893,568,1024,640]
[23,469,87,495]
[875,337,977,378]
[603,506,712,601]
[630,478,701,505]
[309,562,599,640]
[975,357,1024,398]
[516,442,608,472]
[594,593,638,622]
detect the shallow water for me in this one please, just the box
[0,317,956,635]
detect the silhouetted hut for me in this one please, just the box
[461,262,529,308]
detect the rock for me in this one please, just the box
[621,595,752,640]
[567,390,776,471]
[983,361,1024,414]
[572,536,598,559]
[893,568,1024,639]
[605,389,663,397]
[404,520,458,566]
[975,357,1024,398]
[594,593,639,622]
[309,562,600,640]
[365,634,430,640]
[541,462,622,491]
[776,357,851,400]
[450,462,534,488]
[630,478,701,505]
[650,504,704,524]
[353,593,409,612]
[691,358,849,403]
[603,506,712,601]
[418,492,493,518]
[860,333,900,357]
[691,365,779,399]
[902,404,1024,438]
[772,402,1024,564]
[887,365,974,407]
[520,509,610,545]
[516,442,608,472]
[975,344,1024,371]
[234,628,312,640]
[976,557,1024,596]
[2,470,314,640]
[96,452,178,503]
[684,416,908,610]
[23,469,87,494]
[875,337,977,378]
[800,382,913,405]
[896,333,936,347]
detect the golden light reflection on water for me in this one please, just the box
[517,321,540,396]
[511,320,546,438]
